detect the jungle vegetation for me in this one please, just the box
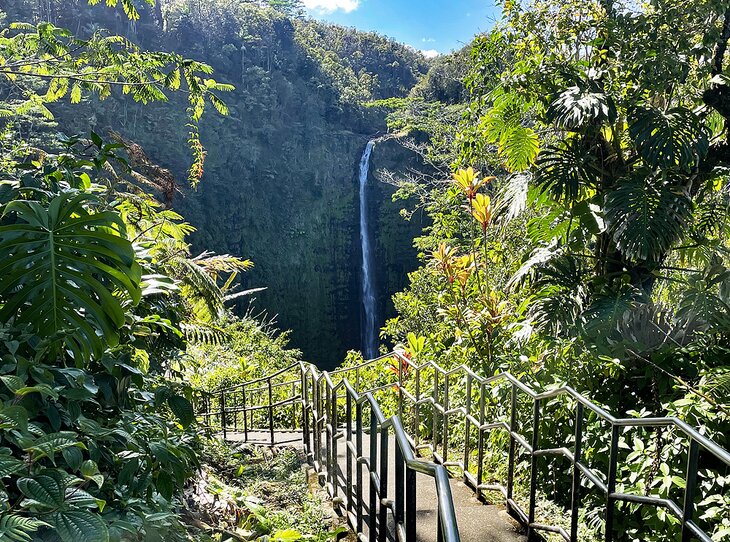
[373,0,730,538]
[0,0,729,541]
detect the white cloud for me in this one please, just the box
[422,37,436,43]
[302,0,360,12]
[420,49,440,59]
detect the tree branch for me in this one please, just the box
[713,6,730,76]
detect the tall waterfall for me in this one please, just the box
[359,141,378,359]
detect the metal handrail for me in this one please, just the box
[195,350,730,542]
[304,361,461,542]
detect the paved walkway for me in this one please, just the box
[226,430,526,542]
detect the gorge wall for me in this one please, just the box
[5,0,430,367]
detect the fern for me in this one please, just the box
[0,515,47,542]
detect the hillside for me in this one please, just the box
[4,0,431,366]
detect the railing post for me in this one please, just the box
[442,373,449,462]
[463,374,472,478]
[406,464,416,541]
[395,438,405,528]
[302,369,310,455]
[346,391,354,520]
[570,403,584,542]
[233,387,238,432]
[507,383,517,502]
[605,424,620,542]
[356,401,364,534]
[398,355,404,421]
[477,382,486,490]
[369,408,378,542]
[242,385,248,442]
[220,391,227,440]
[414,366,421,446]
[329,384,338,500]
[432,370,439,451]
[315,378,322,469]
[378,425,389,542]
[268,378,275,446]
[292,380,297,430]
[527,398,540,539]
[681,439,700,542]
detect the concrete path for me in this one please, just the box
[226,430,526,542]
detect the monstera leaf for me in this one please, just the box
[605,175,692,262]
[546,86,617,130]
[629,106,709,171]
[0,192,142,363]
[535,139,598,201]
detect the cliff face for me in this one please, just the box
[5,0,430,367]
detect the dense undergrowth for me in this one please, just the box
[184,439,344,542]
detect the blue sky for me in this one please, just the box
[302,0,501,56]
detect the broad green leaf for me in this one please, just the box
[167,395,194,428]
[17,474,64,509]
[0,454,25,479]
[629,106,709,171]
[499,126,539,172]
[50,511,109,542]
[605,175,692,261]
[0,192,142,364]
[80,460,104,489]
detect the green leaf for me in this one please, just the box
[80,460,104,489]
[0,405,29,432]
[499,126,539,172]
[629,106,709,171]
[535,139,598,201]
[546,86,616,130]
[0,515,48,542]
[272,529,303,542]
[0,192,142,364]
[167,395,194,428]
[70,84,82,104]
[24,432,84,464]
[605,174,692,261]
[50,511,109,542]
[0,453,25,478]
[155,470,174,501]
[17,474,65,509]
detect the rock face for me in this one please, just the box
[8,1,429,368]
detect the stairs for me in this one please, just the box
[196,351,730,542]
[227,430,526,542]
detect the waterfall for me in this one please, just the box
[359,141,378,359]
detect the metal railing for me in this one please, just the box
[196,351,730,542]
